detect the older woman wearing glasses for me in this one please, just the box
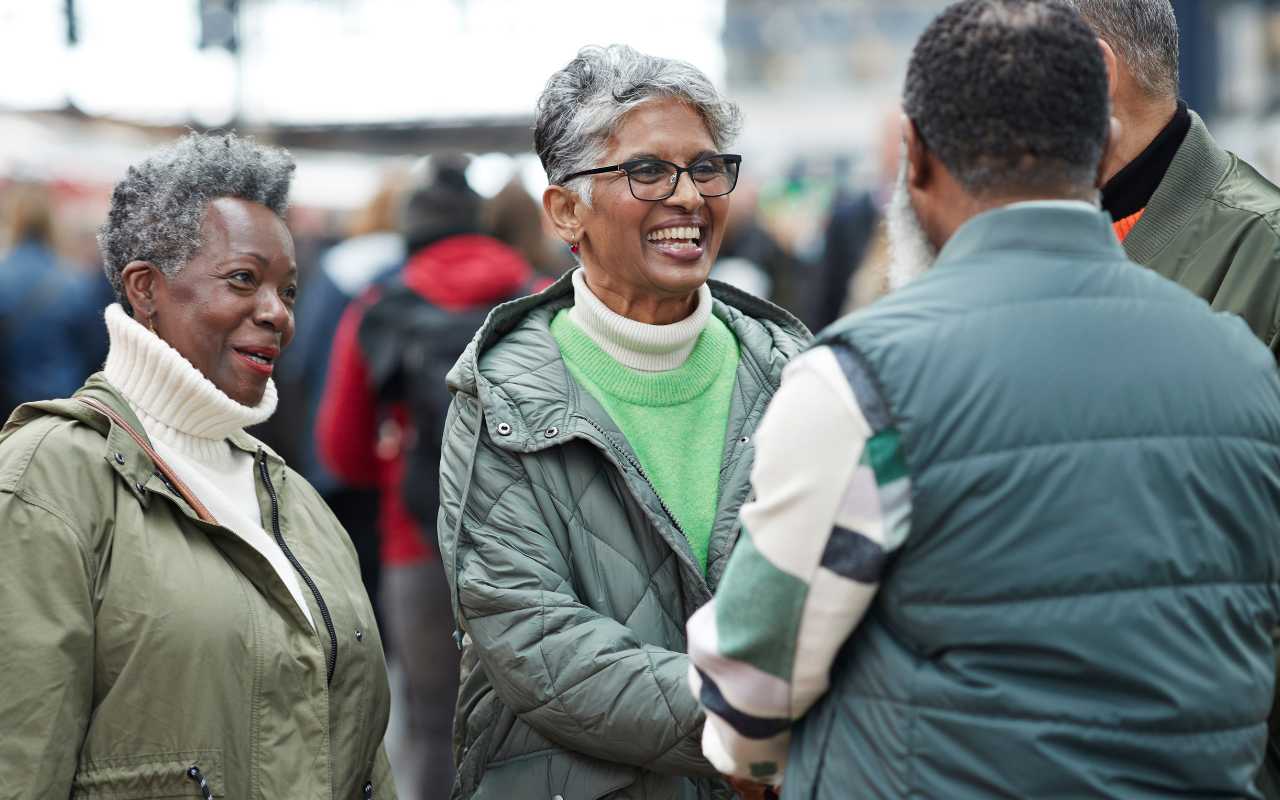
[436,45,808,800]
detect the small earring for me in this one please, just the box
[147,314,157,333]
[570,240,580,254]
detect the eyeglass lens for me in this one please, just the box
[626,156,739,200]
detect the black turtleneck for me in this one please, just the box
[1101,100,1191,222]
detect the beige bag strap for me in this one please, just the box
[77,396,219,525]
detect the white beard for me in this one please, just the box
[885,160,938,290]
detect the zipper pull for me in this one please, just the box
[187,765,214,800]
[363,780,374,799]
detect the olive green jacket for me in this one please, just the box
[437,273,809,799]
[0,375,396,799]
[1125,111,1280,356]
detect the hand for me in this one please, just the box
[726,775,778,800]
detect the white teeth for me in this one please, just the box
[647,225,702,242]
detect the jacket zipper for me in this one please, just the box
[259,453,339,684]
[576,415,713,592]
[363,780,374,799]
[579,417,686,537]
[186,765,214,800]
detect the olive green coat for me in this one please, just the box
[437,273,809,799]
[1126,111,1280,356]
[0,375,396,799]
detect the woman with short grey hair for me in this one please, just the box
[0,133,397,799]
[438,44,808,799]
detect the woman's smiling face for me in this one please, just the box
[145,196,298,406]
[572,98,731,317]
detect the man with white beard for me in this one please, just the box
[883,160,937,290]
[687,1,1280,797]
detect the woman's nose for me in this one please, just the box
[663,171,705,210]
[255,290,292,331]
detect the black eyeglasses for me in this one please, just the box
[561,153,742,201]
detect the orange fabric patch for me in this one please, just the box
[1113,208,1145,243]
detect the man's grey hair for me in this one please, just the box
[99,132,295,313]
[534,44,742,205]
[1064,0,1180,98]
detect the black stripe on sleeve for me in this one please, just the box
[820,525,886,583]
[696,668,791,740]
[827,341,891,432]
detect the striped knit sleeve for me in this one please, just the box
[686,343,911,785]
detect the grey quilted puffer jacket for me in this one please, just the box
[437,271,809,800]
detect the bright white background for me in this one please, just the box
[0,0,727,126]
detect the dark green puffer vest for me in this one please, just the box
[785,205,1280,799]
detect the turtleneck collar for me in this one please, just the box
[1102,100,1190,222]
[103,303,277,465]
[567,268,712,373]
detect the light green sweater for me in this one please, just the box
[551,309,740,571]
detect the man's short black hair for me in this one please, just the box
[904,0,1111,197]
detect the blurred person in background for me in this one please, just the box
[317,154,529,799]
[0,181,106,420]
[689,1,1280,797]
[714,178,797,306]
[1067,0,1280,356]
[835,109,906,315]
[808,154,879,329]
[276,173,408,631]
[437,44,808,800]
[0,133,396,798]
[483,175,568,280]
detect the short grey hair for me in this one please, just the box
[99,132,295,313]
[534,44,742,205]
[1063,0,1179,98]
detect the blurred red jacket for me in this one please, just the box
[316,234,534,565]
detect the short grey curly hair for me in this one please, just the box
[534,44,742,205]
[99,132,295,313]
[1062,0,1179,98]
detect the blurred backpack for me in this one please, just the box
[356,280,522,530]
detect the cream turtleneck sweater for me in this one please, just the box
[102,304,314,627]
[568,268,712,372]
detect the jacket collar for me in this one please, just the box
[7,374,282,510]
[448,268,809,454]
[1121,110,1233,264]
[934,202,1126,270]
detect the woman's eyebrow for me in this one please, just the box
[623,150,717,164]
[222,251,271,267]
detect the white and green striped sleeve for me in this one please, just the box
[686,342,911,785]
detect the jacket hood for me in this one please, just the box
[401,233,532,311]
[446,268,810,453]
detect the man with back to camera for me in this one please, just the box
[686,1,1280,797]
[1066,0,1280,356]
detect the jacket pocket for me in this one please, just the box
[71,749,223,799]
[473,749,636,800]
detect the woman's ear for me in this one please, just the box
[120,261,160,319]
[542,185,584,248]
